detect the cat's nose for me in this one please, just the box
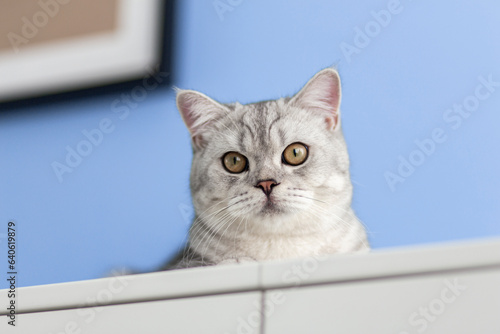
[255,179,279,196]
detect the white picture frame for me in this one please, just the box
[0,0,165,103]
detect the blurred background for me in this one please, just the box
[0,0,499,288]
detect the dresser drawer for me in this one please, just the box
[2,291,262,334]
[264,269,500,334]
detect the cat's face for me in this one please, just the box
[177,69,353,234]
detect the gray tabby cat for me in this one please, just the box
[167,68,369,269]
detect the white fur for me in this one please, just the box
[176,68,369,267]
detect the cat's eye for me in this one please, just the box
[222,152,248,173]
[282,142,308,166]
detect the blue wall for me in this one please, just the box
[1,0,499,288]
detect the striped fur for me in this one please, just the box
[168,68,369,269]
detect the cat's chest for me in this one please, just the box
[228,232,342,261]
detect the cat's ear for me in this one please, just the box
[176,89,229,150]
[290,68,341,131]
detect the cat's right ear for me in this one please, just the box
[176,89,229,150]
[290,68,342,131]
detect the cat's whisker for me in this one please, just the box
[232,215,245,253]
[191,210,235,263]
[222,113,244,137]
[195,203,247,256]
[327,202,374,238]
[212,113,240,140]
[350,178,365,187]
[202,212,241,262]
[185,197,246,265]
[307,203,370,250]
[186,198,229,234]
[286,191,371,246]
[187,210,231,256]
[213,214,243,260]
[187,193,248,242]
[285,197,361,243]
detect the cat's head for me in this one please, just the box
[176,68,353,235]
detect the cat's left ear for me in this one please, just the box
[290,68,341,131]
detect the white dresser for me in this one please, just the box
[1,238,499,333]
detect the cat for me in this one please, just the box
[165,68,370,269]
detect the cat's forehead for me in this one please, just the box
[239,100,281,138]
[214,98,317,155]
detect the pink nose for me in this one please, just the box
[255,179,279,196]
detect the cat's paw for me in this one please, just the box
[217,257,256,266]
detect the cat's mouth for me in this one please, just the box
[259,196,285,215]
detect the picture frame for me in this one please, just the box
[0,0,174,105]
